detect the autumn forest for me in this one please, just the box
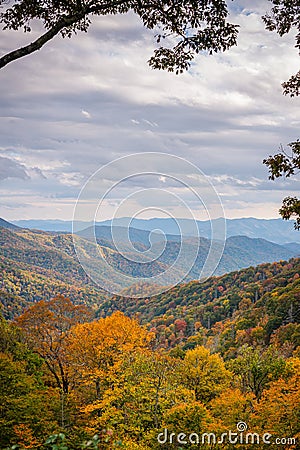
[1,222,300,449]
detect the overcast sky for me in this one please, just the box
[0,0,299,221]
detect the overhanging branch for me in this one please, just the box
[0,10,87,69]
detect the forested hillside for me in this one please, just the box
[0,227,107,317]
[103,258,300,356]
[0,223,298,319]
[0,222,300,449]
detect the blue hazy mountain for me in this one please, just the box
[0,219,299,317]
[284,242,300,255]
[12,217,300,244]
[0,218,21,230]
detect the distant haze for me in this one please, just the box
[12,217,300,245]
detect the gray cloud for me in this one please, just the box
[0,156,29,181]
[0,1,299,220]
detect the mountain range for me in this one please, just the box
[0,217,300,318]
[12,217,300,244]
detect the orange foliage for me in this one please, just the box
[67,311,153,387]
[15,295,92,393]
[253,358,300,446]
[13,423,40,449]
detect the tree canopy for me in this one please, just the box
[262,0,300,97]
[264,140,300,230]
[15,295,92,394]
[1,258,300,447]
[0,0,239,72]
[0,0,298,89]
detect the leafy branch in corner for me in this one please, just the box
[264,141,300,229]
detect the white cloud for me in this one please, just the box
[81,109,92,119]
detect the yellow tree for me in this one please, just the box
[181,346,232,403]
[161,402,214,448]
[66,312,153,406]
[89,350,193,444]
[209,388,255,437]
[252,357,300,446]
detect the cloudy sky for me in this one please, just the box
[0,0,299,222]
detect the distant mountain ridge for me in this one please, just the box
[0,218,299,315]
[12,217,300,244]
[0,218,20,230]
[75,224,297,279]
